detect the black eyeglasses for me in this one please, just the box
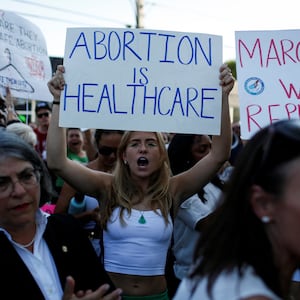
[0,169,40,198]
[37,112,49,118]
[98,145,118,156]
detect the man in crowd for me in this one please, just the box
[34,101,52,160]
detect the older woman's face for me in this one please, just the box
[0,157,40,230]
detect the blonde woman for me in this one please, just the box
[47,64,234,299]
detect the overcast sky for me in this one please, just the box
[2,0,299,62]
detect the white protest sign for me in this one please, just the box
[0,9,52,101]
[235,29,300,140]
[60,28,223,134]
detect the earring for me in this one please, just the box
[261,216,270,223]
[124,160,128,165]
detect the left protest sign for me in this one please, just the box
[0,10,52,102]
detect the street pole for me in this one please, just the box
[136,0,144,28]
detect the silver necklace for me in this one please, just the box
[15,236,35,248]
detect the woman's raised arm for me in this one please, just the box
[170,63,234,210]
[46,66,112,197]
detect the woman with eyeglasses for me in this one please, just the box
[173,119,300,300]
[55,129,124,256]
[0,130,122,300]
[46,64,234,300]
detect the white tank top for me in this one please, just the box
[103,207,173,275]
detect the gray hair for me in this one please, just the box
[6,123,37,148]
[0,130,55,205]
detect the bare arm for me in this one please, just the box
[47,66,112,197]
[170,63,234,211]
[5,87,20,124]
[54,182,76,213]
[55,181,100,224]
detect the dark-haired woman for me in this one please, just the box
[174,119,300,300]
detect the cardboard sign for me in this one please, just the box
[59,28,223,134]
[235,29,300,139]
[0,10,52,101]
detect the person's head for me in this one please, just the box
[100,131,171,227]
[116,131,169,181]
[66,128,84,155]
[6,122,37,148]
[35,101,52,129]
[191,119,300,297]
[94,129,124,171]
[0,131,54,231]
[168,134,211,175]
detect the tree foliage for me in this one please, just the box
[225,60,236,80]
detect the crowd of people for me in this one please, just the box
[0,61,299,300]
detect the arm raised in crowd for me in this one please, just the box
[47,66,112,198]
[170,63,234,211]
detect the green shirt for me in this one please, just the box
[55,150,88,188]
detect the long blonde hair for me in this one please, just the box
[100,131,172,228]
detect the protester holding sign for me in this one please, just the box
[174,119,300,300]
[46,63,234,299]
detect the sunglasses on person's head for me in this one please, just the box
[37,112,49,118]
[98,145,118,156]
[254,119,300,182]
[261,120,300,161]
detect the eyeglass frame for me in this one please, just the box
[0,168,41,197]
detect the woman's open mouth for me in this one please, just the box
[137,157,149,166]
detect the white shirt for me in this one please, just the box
[173,182,222,279]
[1,210,63,300]
[104,207,173,275]
[173,265,282,300]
